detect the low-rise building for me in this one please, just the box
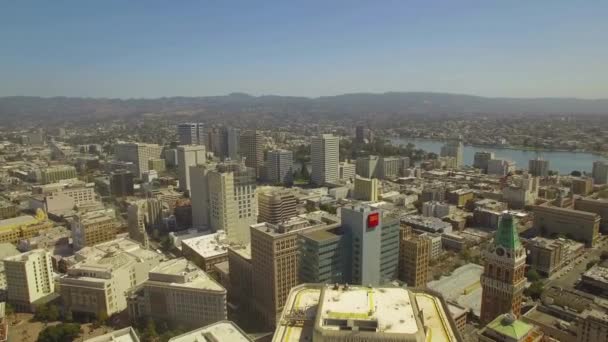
[478,313,544,342]
[84,327,140,342]
[71,211,119,251]
[0,211,53,244]
[127,258,227,328]
[446,189,474,207]
[571,177,593,196]
[181,230,245,278]
[581,261,608,297]
[60,237,163,318]
[401,215,453,234]
[574,196,608,233]
[533,204,600,247]
[353,176,379,201]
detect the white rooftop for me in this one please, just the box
[169,321,252,342]
[84,327,140,342]
[181,230,232,258]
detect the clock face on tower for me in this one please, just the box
[496,247,505,257]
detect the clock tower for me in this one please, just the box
[480,213,527,324]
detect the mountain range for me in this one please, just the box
[1,92,606,124]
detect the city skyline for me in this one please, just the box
[2,1,607,99]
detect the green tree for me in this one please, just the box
[47,304,60,322]
[526,269,541,282]
[5,303,14,317]
[524,281,544,300]
[571,170,582,177]
[37,323,81,342]
[34,304,49,322]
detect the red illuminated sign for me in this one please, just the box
[367,212,379,229]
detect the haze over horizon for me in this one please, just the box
[2,1,607,99]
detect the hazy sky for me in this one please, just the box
[1,1,607,98]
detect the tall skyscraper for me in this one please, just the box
[177,145,206,193]
[127,199,150,248]
[474,151,495,173]
[529,158,549,177]
[190,162,257,243]
[239,130,264,178]
[480,213,527,324]
[440,139,464,168]
[398,226,430,287]
[177,123,206,146]
[5,249,55,310]
[341,205,400,286]
[311,134,339,186]
[114,142,164,177]
[223,127,240,161]
[355,125,366,143]
[593,161,608,185]
[265,149,294,185]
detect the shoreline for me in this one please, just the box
[391,135,606,157]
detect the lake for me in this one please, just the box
[390,137,605,175]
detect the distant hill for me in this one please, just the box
[0,92,606,124]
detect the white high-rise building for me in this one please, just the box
[311,134,339,186]
[177,145,206,193]
[177,123,206,146]
[115,142,164,177]
[266,149,293,185]
[190,162,257,243]
[593,161,608,185]
[440,139,464,167]
[4,249,54,309]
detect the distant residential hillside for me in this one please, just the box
[0,92,606,124]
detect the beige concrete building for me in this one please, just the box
[446,189,474,207]
[115,142,164,177]
[72,211,119,251]
[5,249,55,311]
[398,226,430,287]
[60,237,163,318]
[577,309,608,342]
[147,158,166,172]
[181,230,246,279]
[177,145,206,193]
[190,162,257,243]
[571,177,593,196]
[127,200,149,247]
[354,176,379,201]
[574,197,608,232]
[251,214,340,327]
[128,258,226,328]
[0,212,53,244]
[258,188,297,224]
[273,284,461,342]
[227,244,252,311]
[533,204,600,247]
[40,165,77,184]
[311,134,339,186]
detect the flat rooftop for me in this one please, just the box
[148,258,225,292]
[181,230,231,258]
[427,263,484,317]
[318,286,419,335]
[169,321,252,342]
[84,327,140,342]
[0,215,38,230]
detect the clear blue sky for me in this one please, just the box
[1,1,606,98]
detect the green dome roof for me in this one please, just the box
[495,213,522,250]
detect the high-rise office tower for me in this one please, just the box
[593,161,608,185]
[250,214,341,327]
[311,134,339,186]
[177,123,206,146]
[528,158,549,177]
[474,151,495,173]
[355,125,366,143]
[258,188,297,224]
[341,205,400,286]
[110,170,134,197]
[354,176,379,201]
[190,162,257,243]
[5,249,55,310]
[440,139,464,168]
[127,199,149,248]
[265,149,294,185]
[398,226,430,287]
[223,127,240,161]
[239,130,264,178]
[480,213,527,324]
[177,145,206,193]
[114,142,164,177]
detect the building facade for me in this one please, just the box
[480,214,527,324]
[114,142,163,177]
[5,249,54,310]
[239,130,264,178]
[529,159,549,177]
[398,226,430,287]
[177,122,206,146]
[177,145,206,193]
[533,204,600,247]
[72,211,119,250]
[353,176,379,201]
[311,134,339,186]
[258,188,297,224]
[265,149,294,185]
[592,161,608,185]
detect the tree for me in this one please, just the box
[571,170,582,177]
[34,304,49,322]
[37,323,81,342]
[524,281,544,300]
[526,269,541,282]
[5,303,14,317]
[47,305,60,322]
